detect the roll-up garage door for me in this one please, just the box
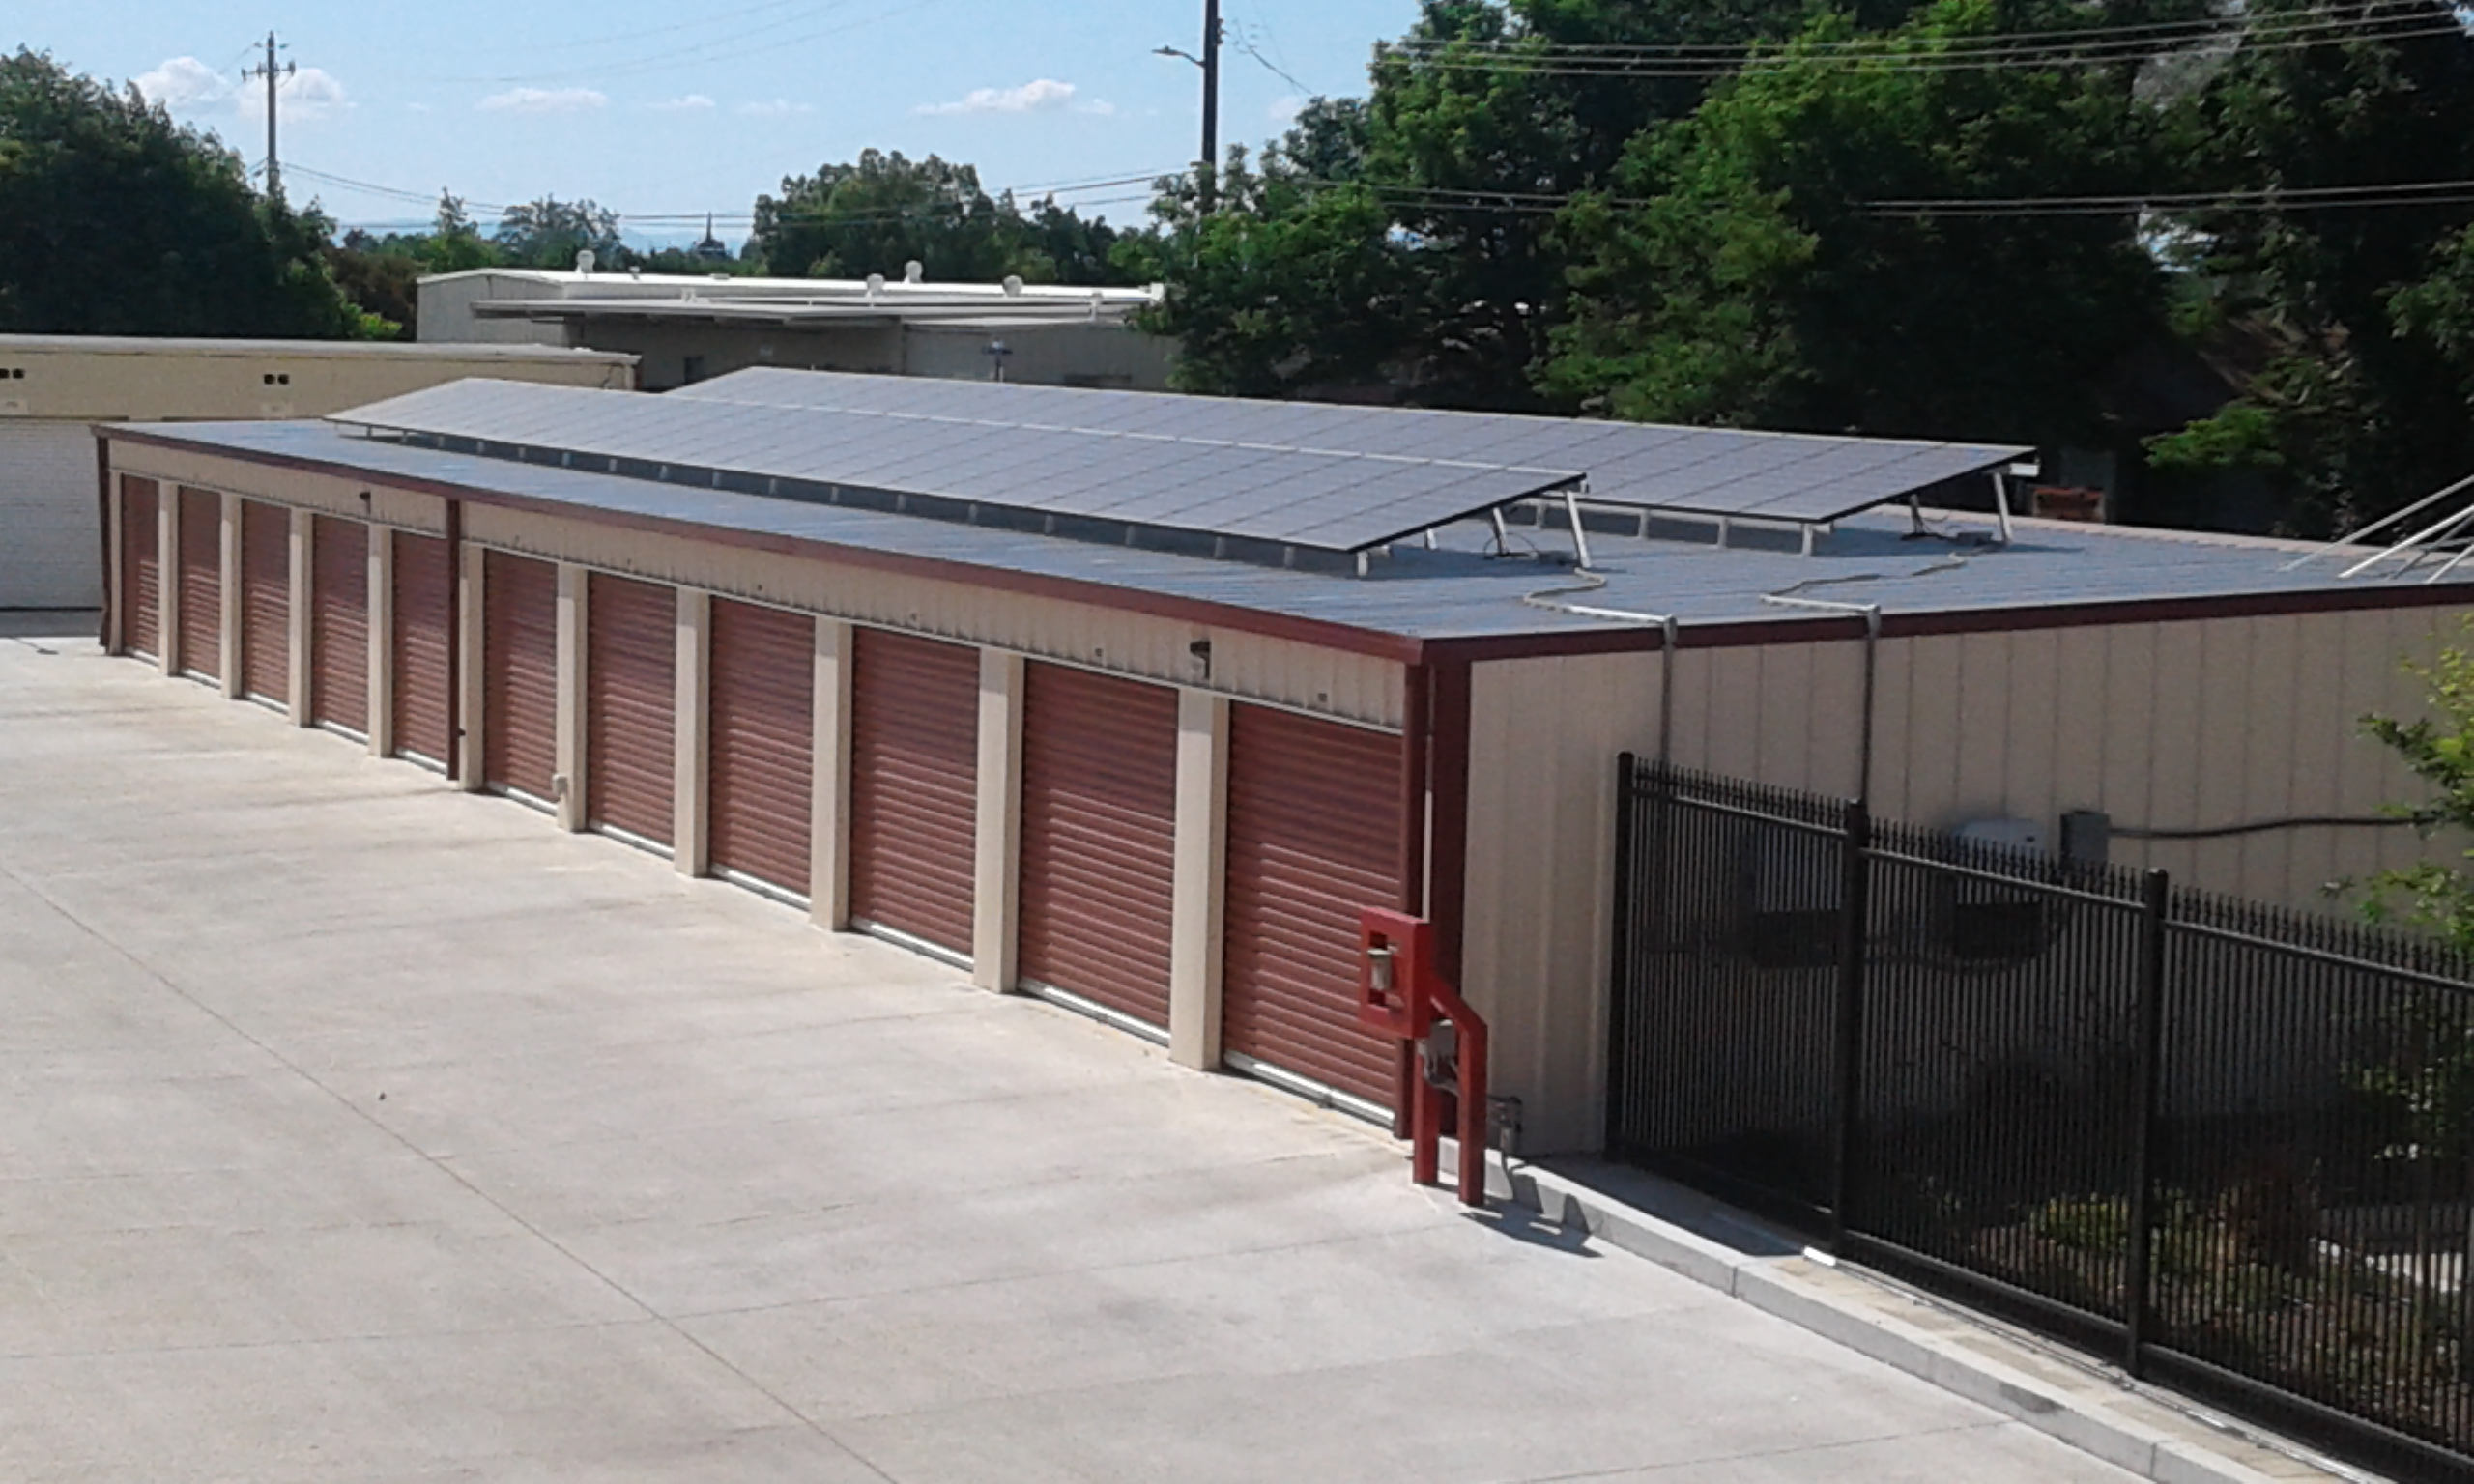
[120,478,159,658]
[1018,663,1177,1032]
[309,515,368,734]
[707,599,814,897]
[482,551,556,803]
[391,531,453,767]
[585,572,675,847]
[175,488,220,683]
[239,500,288,705]
[1222,704,1404,1115]
[0,421,102,610]
[849,628,978,957]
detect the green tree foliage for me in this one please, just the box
[751,149,1134,284]
[2143,0,2474,531]
[0,48,362,337]
[493,196,622,269]
[1120,149,1425,396]
[1541,1,2176,446]
[2364,626,2474,946]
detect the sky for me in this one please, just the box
[21,0,1423,248]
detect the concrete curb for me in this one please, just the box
[1461,1150,2370,1484]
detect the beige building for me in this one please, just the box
[89,368,2473,1156]
[0,336,634,611]
[417,268,1172,392]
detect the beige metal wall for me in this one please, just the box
[1463,606,2474,1155]
[0,338,631,422]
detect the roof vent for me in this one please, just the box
[575,248,595,276]
[904,260,924,284]
[1002,274,1024,297]
[865,272,884,303]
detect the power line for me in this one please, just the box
[1377,7,2469,77]
[1384,0,2460,59]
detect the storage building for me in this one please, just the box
[91,368,2474,1154]
[0,336,634,613]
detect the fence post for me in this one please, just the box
[1605,753,1639,1154]
[2124,868,2171,1378]
[1828,800,1871,1249]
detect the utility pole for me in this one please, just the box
[1156,1,1223,212]
[242,32,295,201]
[1200,0,1221,211]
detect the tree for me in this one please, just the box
[1539,0,2179,447]
[2140,0,2474,533]
[0,48,363,337]
[750,149,1134,285]
[493,196,621,269]
[1122,150,1427,397]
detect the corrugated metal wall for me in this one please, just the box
[1464,607,2474,1155]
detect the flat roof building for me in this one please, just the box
[93,368,2472,1157]
[417,268,1172,393]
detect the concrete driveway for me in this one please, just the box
[0,633,2141,1483]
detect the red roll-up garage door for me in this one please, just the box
[120,478,159,659]
[1019,663,1178,1031]
[585,572,675,847]
[1222,704,1404,1114]
[392,531,453,767]
[175,487,220,683]
[309,514,368,734]
[708,599,815,897]
[849,627,978,956]
[483,550,556,803]
[239,500,288,705]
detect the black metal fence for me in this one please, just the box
[1609,756,2474,1481]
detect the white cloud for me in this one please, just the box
[649,94,715,111]
[736,99,812,117]
[134,56,232,110]
[237,67,349,123]
[1268,94,1306,125]
[138,57,348,122]
[477,86,608,114]
[917,78,1088,116]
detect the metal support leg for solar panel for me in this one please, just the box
[1565,489,1594,572]
[1489,508,1510,554]
[1991,472,2016,544]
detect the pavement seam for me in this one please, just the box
[0,853,910,1484]
[1497,1417,2026,1483]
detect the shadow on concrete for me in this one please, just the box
[1461,1198,1599,1257]
[1534,1157,1805,1260]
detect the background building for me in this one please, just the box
[0,336,634,613]
[417,268,1172,392]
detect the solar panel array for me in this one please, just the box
[328,369,2029,559]
[671,367,2030,527]
[329,379,1585,555]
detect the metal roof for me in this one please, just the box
[671,367,2028,527]
[328,379,1587,555]
[113,418,2439,652]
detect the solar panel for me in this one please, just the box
[671,367,2028,527]
[328,380,1584,554]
